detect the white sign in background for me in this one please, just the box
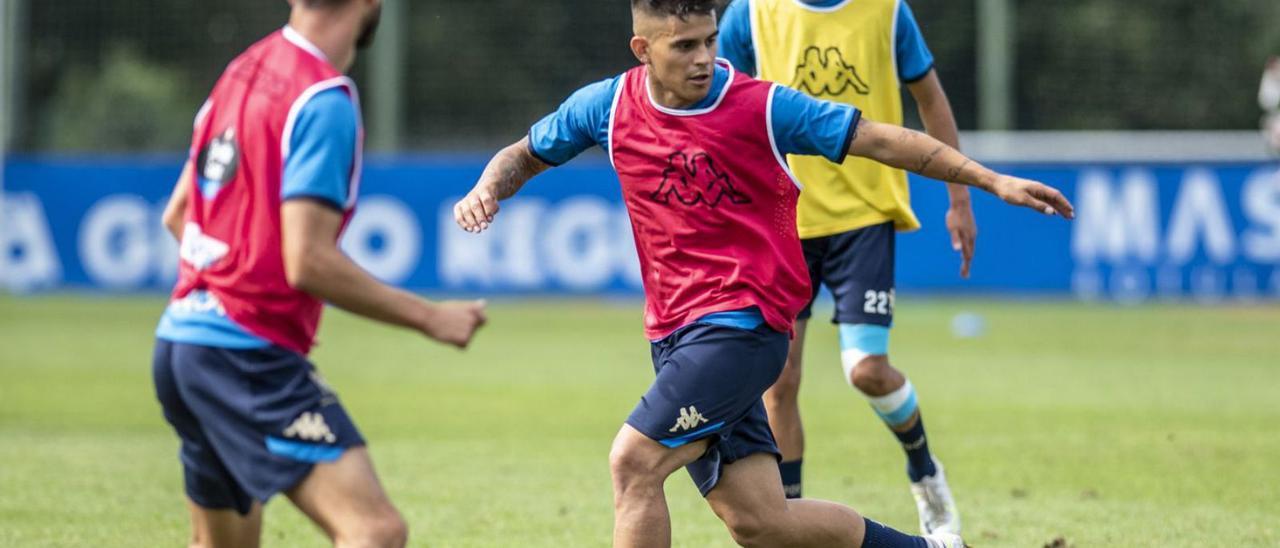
[1070,166,1280,302]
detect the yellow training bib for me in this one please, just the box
[750,0,921,237]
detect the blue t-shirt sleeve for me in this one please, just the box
[528,76,621,166]
[896,1,936,83]
[281,88,358,210]
[718,0,756,76]
[769,85,861,162]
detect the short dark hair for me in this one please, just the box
[299,0,354,8]
[631,0,723,18]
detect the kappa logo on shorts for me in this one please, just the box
[668,406,710,433]
[283,412,337,443]
[792,46,871,97]
[650,151,751,208]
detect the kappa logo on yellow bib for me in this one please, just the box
[792,46,871,97]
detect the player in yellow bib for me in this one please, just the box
[720,0,974,535]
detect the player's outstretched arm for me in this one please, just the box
[455,136,552,233]
[847,118,1075,219]
[161,161,194,242]
[282,199,487,348]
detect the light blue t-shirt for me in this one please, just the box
[156,87,359,349]
[528,62,861,167]
[718,0,937,83]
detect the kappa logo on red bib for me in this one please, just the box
[650,151,751,208]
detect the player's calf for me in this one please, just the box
[839,324,959,534]
[720,512,779,548]
[764,320,807,498]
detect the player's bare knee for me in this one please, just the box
[343,509,407,548]
[608,441,662,491]
[373,510,409,548]
[382,514,410,548]
[721,511,779,548]
[850,354,895,394]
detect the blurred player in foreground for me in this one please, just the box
[454,2,1071,546]
[1260,57,1280,154]
[719,0,969,534]
[154,1,485,546]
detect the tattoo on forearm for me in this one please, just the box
[917,145,945,173]
[946,159,972,182]
[485,144,544,200]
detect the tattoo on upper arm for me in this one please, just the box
[917,145,945,173]
[946,159,972,182]
[848,118,866,148]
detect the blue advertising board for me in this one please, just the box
[2,155,1278,302]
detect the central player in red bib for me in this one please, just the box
[456,1,1073,546]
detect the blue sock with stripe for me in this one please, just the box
[839,325,938,482]
[868,380,936,482]
[893,413,936,482]
[860,517,929,547]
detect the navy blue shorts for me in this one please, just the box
[152,339,365,515]
[626,322,788,496]
[797,221,896,327]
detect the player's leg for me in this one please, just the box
[615,322,793,548]
[848,347,959,535]
[609,425,712,548]
[705,448,962,547]
[186,499,263,548]
[286,447,408,548]
[154,339,265,548]
[167,342,397,546]
[828,223,959,534]
[763,318,807,497]
[763,235,827,499]
[711,452,862,546]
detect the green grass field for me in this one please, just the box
[1,296,1277,547]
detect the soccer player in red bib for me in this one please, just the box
[154,1,486,546]
[455,1,1072,546]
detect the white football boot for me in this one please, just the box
[910,458,961,535]
[922,532,966,548]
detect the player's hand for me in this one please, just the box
[421,299,488,349]
[454,187,500,233]
[945,201,978,279]
[991,175,1075,220]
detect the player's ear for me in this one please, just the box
[630,35,651,65]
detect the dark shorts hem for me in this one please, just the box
[627,323,787,498]
[248,440,368,511]
[797,222,896,326]
[154,340,365,517]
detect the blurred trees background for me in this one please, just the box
[10,0,1280,152]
